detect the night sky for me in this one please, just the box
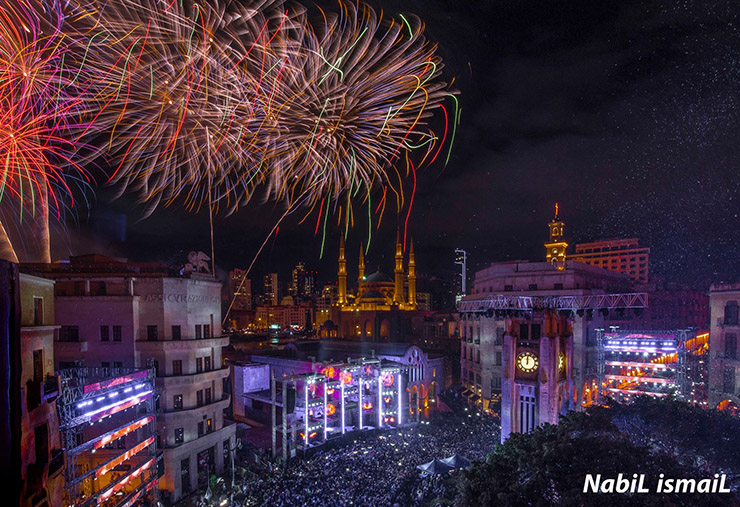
[54,0,740,291]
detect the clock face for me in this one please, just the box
[558,352,566,372]
[516,352,538,373]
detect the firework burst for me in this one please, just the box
[251,1,458,232]
[74,0,296,215]
[0,0,91,262]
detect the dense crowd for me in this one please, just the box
[233,395,499,506]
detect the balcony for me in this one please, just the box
[26,375,60,411]
[157,366,229,387]
[55,337,88,354]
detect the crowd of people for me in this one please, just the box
[229,394,500,506]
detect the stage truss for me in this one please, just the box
[57,363,158,506]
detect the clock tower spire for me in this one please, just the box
[544,203,568,270]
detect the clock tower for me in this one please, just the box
[500,309,575,441]
[544,203,568,270]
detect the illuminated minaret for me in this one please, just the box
[393,229,404,305]
[544,203,568,270]
[338,236,347,305]
[357,244,365,298]
[408,239,417,309]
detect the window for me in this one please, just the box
[147,325,158,341]
[195,325,202,339]
[196,357,203,373]
[113,361,122,370]
[32,350,43,382]
[206,418,213,434]
[528,284,538,290]
[197,390,203,407]
[204,356,212,371]
[723,367,736,395]
[100,325,110,342]
[59,326,79,342]
[112,325,122,342]
[198,422,204,437]
[204,324,210,338]
[520,325,529,340]
[102,361,110,370]
[725,301,739,326]
[726,333,738,360]
[519,386,536,434]
[495,351,502,366]
[153,360,160,377]
[175,428,184,444]
[172,360,182,376]
[205,388,212,404]
[174,395,183,410]
[181,458,190,493]
[33,297,43,326]
[172,325,181,341]
[531,324,541,340]
[554,283,564,290]
[504,284,513,292]
[34,424,49,464]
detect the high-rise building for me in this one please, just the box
[229,269,252,311]
[708,283,740,411]
[572,238,650,284]
[289,262,305,298]
[288,262,317,299]
[26,255,236,503]
[264,273,279,306]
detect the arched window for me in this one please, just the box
[379,320,390,339]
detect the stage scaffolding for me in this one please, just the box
[596,329,708,404]
[458,293,648,314]
[57,363,158,506]
[271,358,405,465]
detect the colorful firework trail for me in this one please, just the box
[0,0,458,262]
[250,1,458,250]
[74,0,297,216]
[261,3,453,204]
[0,0,92,262]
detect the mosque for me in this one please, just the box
[324,231,425,341]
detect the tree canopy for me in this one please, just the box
[457,398,740,506]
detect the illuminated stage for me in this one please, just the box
[270,358,405,463]
[597,329,708,405]
[57,366,158,506]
